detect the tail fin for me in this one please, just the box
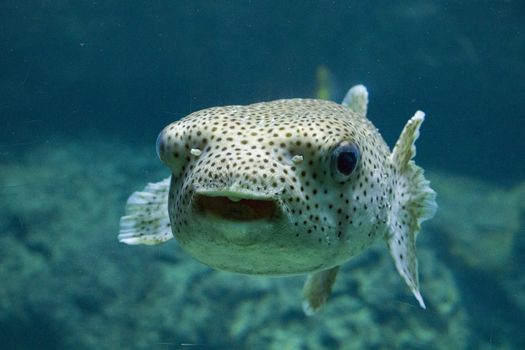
[387,111,437,308]
[118,177,173,245]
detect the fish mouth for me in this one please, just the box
[193,192,278,221]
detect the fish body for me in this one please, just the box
[119,85,437,314]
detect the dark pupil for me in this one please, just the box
[337,151,357,176]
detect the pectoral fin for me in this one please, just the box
[118,177,173,245]
[387,112,437,308]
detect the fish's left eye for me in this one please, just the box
[331,142,360,182]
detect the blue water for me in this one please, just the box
[1,1,524,349]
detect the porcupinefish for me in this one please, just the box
[119,85,437,315]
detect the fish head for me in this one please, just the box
[155,99,391,275]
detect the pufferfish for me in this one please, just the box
[119,85,437,315]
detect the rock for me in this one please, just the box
[428,173,524,273]
[1,140,523,349]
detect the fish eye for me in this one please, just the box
[156,131,165,160]
[331,142,360,182]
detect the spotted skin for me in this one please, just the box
[155,99,393,273]
[119,87,437,314]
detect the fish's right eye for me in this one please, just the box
[331,141,360,182]
[156,130,165,160]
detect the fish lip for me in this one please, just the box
[194,188,278,201]
[192,190,280,221]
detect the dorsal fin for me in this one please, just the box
[341,84,369,117]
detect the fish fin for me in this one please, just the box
[341,84,368,117]
[388,111,437,309]
[302,266,340,316]
[118,177,174,245]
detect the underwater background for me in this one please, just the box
[0,1,524,349]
